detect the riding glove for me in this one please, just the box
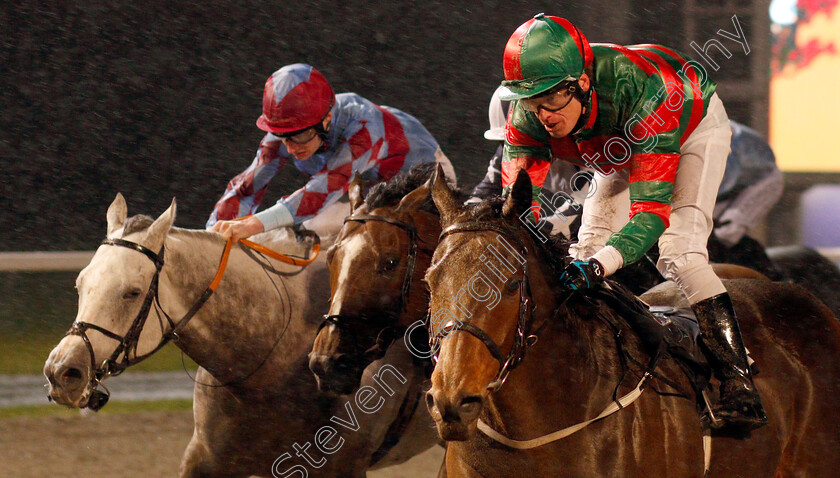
[560,259,605,290]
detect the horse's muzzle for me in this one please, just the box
[44,341,92,407]
[425,389,483,441]
[308,352,365,395]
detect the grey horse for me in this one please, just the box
[43,194,438,477]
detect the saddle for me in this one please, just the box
[592,282,711,397]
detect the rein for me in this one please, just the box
[432,221,711,473]
[66,233,319,408]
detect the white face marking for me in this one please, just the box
[337,234,366,283]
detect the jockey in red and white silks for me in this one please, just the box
[208,63,455,240]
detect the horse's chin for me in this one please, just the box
[83,388,110,411]
[314,374,362,396]
[47,384,91,409]
[435,420,474,442]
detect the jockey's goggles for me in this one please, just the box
[277,127,319,145]
[520,83,579,113]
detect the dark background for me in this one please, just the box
[1,1,762,251]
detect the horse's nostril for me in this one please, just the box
[425,392,436,413]
[309,355,328,378]
[61,368,83,382]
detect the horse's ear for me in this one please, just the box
[395,177,431,213]
[502,169,533,219]
[145,198,176,251]
[348,173,366,214]
[431,163,461,223]
[106,193,128,237]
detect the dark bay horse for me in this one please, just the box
[43,194,438,478]
[424,168,840,477]
[309,164,457,393]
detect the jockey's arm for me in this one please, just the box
[590,71,687,277]
[254,139,357,229]
[206,135,286,228]
[714,124,783,246]
[715,167,783,246]
[596,152,680,275]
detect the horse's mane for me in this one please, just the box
[461,198,572,276]
[365,163,468,215]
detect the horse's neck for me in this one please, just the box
[158,230,328,387]
[485,271,635,439]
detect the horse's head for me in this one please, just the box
[44,193,176,410]
[424,168,559,441]
[309,166,443,394]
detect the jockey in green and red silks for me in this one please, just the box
[499,14,767,432]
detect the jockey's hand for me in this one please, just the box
[560,259,605,290]
[210,216,265,242]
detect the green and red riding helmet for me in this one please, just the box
[499,13,594,101]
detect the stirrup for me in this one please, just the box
[715,390,767,431]
[701,388,767,432]
[700,389,724,429]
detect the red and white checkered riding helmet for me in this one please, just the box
[256,63,335,134]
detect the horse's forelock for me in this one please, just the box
[122,215,155,236]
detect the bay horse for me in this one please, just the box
[43,194,438,478]
[424,168,840,477]
[308,164,453,395]
[309,164,769,395]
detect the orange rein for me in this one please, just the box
[207,233,321,292]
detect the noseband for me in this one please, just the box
[430,222,537,392]
[320,213,428,360]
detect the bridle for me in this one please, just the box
[62,228,320,410]
[431,222,704,459]
[64,236,231,410]
[319,213,432,361]
[430,221,541,392]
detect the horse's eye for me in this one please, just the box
[123,289,142,300]
[382,257,400,272]
[505,279,521,295]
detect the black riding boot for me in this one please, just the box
[692,293,767,431]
